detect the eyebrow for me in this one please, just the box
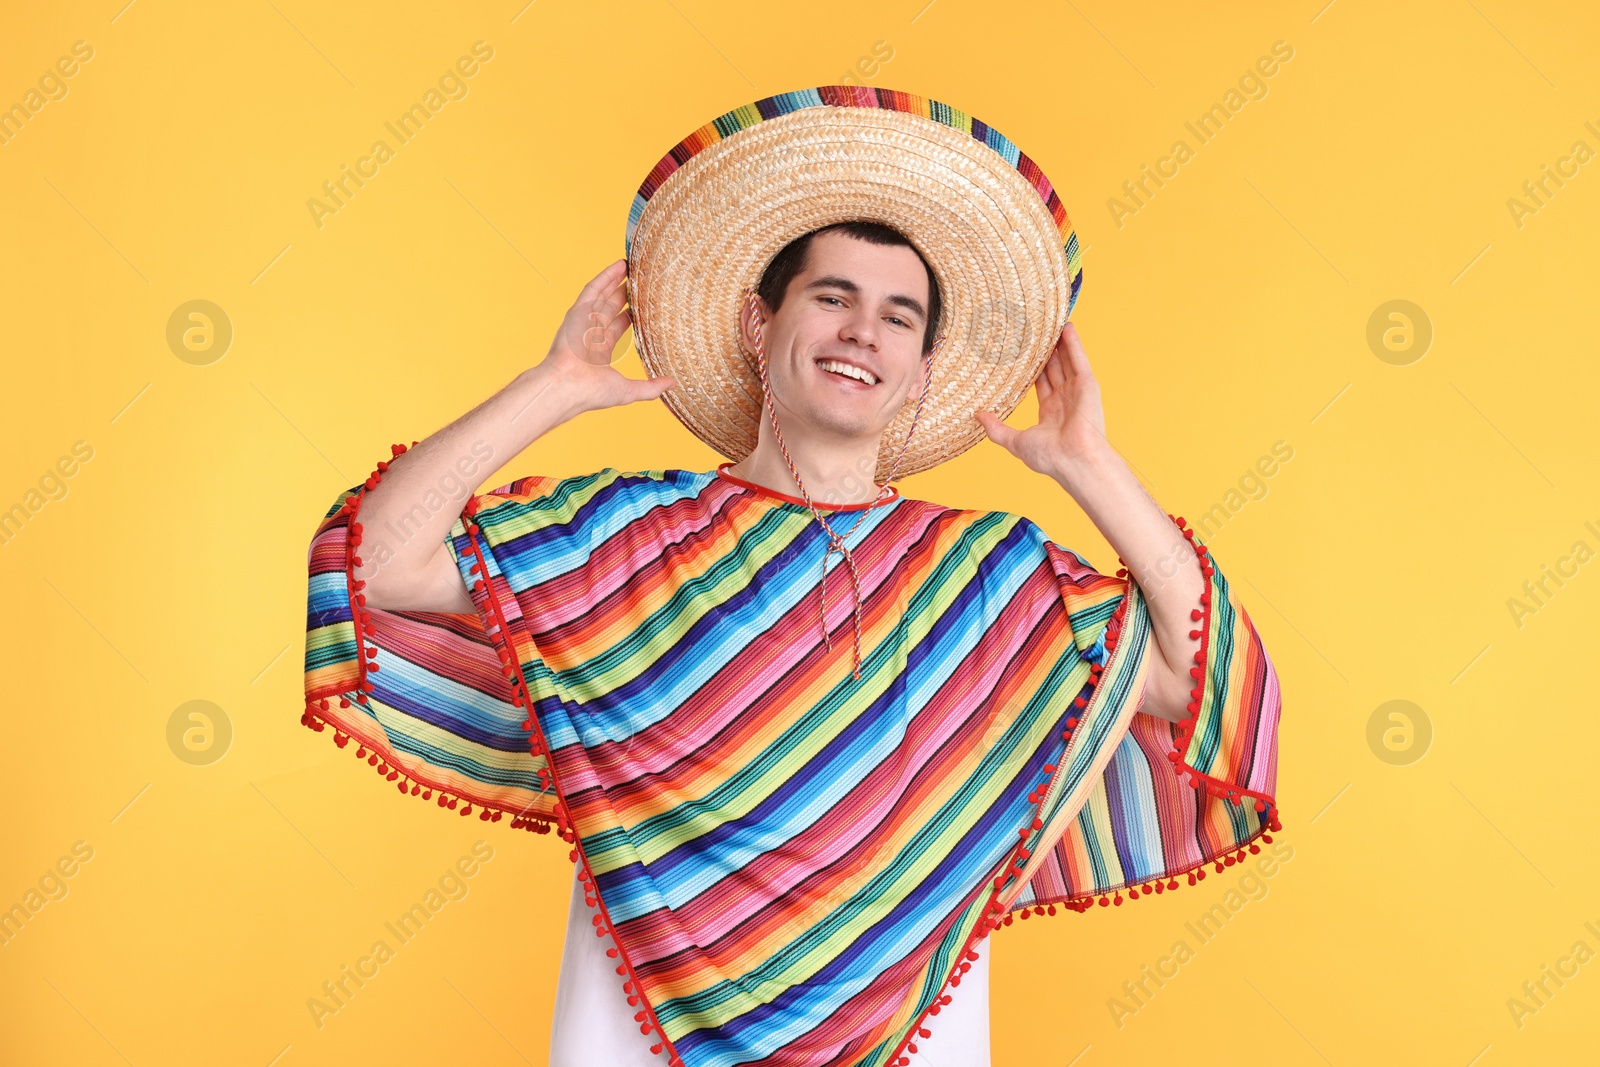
[800,275,926,324]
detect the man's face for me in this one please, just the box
[742,230,932,448]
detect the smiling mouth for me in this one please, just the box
[816,358,879,386]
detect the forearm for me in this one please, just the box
[357,362,584,607]
[1048,445,1203,722]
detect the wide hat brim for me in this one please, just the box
[624,86,1083,483]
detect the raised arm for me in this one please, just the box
[357,258,676,612]
[976,322,1205,725]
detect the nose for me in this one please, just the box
[839,305,879,350]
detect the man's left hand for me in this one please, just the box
[974,322,1110,481]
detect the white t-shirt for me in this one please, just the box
[549,864,992,1065]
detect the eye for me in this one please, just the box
[819,295,845,307]
[887,316,910,329]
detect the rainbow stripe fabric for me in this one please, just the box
[302,462,1281,1066]
[625,85,1084,318]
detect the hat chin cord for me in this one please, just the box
[741,286,943,681]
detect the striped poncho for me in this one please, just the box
[301,449,1282,1066]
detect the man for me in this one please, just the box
[301,87,1281,1067]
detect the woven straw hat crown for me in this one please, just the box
[625,86,1083,483]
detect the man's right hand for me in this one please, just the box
[354,257,675,613]
[535,257,677,415]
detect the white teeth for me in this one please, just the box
[818,359,877,385]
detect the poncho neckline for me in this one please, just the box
[714,461,902,511]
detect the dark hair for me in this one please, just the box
[755,220,943,355]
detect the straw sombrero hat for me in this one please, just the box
[623,85,1084,484]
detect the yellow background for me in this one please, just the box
[3,1,1597,1063]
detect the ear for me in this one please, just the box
[738,292,771,358]
[906,351,932,405]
